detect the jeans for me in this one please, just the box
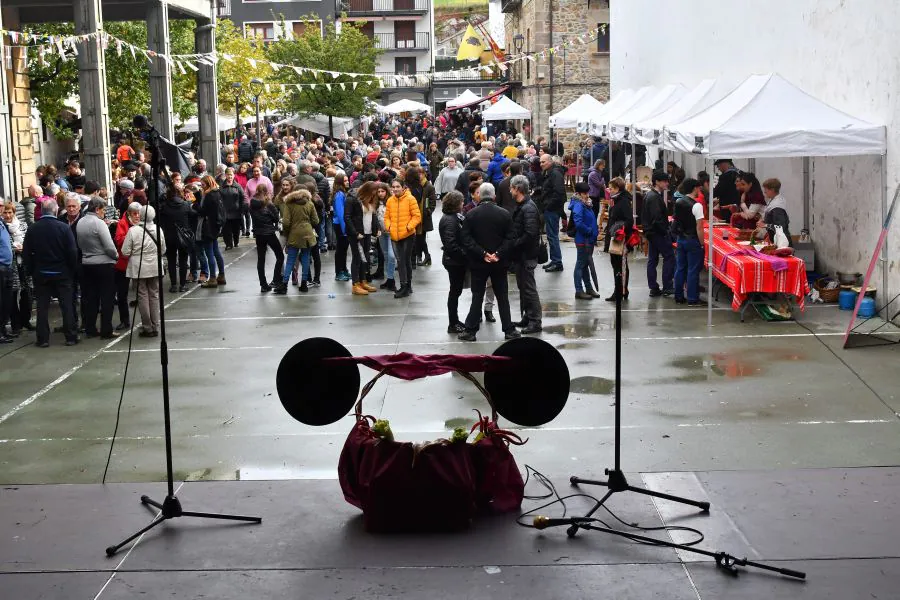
[610,253,629,298]
[224,218,243,248]
[646,232,675,292]
[283,246,311,283]
[81,263,115,336]
[334,231,349,275]
[464,264,512,332]
[445,264,466,326]
[114,269,130,325]
[35,274,77,344]
[514,259,542,326]
[135,277,160,333]
[674,237,703,302]
[201,239,224,278]
[350,235,372,282]
[574,245,594,293]
[192,240,208,279]
[166,245,188,287]
[379,232,396,279]
[392,236,415,287]
[544,210,562,266]
[255,233,284,286]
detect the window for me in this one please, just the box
[245,22,275,43]
[596,23,610,53]
[395,57,417,75]
[291,20,322,38]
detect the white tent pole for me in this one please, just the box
[882,152,889,312]
[708,156,714,328]
[631,139,637,219]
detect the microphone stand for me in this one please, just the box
[105,121,261,557]
[567,249,709,537]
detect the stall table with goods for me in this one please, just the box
[704,223,810,321]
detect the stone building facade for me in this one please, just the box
[1,9,37,200]
[502,0,609,149]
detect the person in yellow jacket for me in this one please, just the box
[384,178,421,299]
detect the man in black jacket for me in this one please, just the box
[23,199,80,347]
[713,159,740,208]
[454,158,485,198]
[540,154,566,271]
[509,175,542,334]
[641,171,674,296]
[496,161,518,214]
[458,183,519,342]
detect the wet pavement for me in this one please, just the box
[1,236,898,598]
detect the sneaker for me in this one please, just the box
[661,288,674,297]
[511,319,529,328]
[116,322,130,331]
[179,284,188,292]
[261,284,272,293]
[380,278,397,291]
[544,264,564,273]
[649,288,663,297]
[521,324,543,335]
[272,284,288,295]
[100,332,121,339]
[300,281,309,293]
[311,280,321,287]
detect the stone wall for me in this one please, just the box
[3,8,36,199]
[504,0,610,139]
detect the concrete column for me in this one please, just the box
[195,20,220,164]
[147,0,174,140]
[74,0,112,189]
[0,9,16,199]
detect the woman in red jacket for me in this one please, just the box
[113,201,141,330]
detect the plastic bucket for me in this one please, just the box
[858,297,877,318]
[838,289,857,311]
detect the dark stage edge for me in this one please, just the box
[2,468,899,599]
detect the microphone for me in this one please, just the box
[532,516,592,530]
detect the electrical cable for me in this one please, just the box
[516,465,705,547]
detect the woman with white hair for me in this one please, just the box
[121,204,166,337]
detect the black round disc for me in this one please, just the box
[276,337,360,426]
[485,337,570,426]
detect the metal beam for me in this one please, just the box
[74,0,112,188]
[195,20,219,165]
[147,0,174,140]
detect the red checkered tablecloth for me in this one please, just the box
[703,225,810,311]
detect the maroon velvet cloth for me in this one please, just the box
[326,353,513,380]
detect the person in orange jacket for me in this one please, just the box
[383,177,421,299]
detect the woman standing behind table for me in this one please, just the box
[604,177,634,302]
[121,205,165,338]
[384,178,421,299]
[250,183,283,293]
[731,171,766,230]
[374,182,397,291]
[195,175,226,287]
[274,188,319,294]
[438,191,467,334]
[344,182,378,296]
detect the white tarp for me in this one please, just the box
[278,114,364,137]
[608,84,687,142]
[632,79,727,146]
[481,96,531,121]
[381,98,432,114]
[446,89,481,108]
[588,86,658,138]
[177,115,237,133]
[576,89,634,134]
[667,73,886,158]
[549,94,605,129]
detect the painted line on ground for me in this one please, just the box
[0,248,254,426]
[1,419,893,445]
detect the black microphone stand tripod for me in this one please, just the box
[105,117,261,557]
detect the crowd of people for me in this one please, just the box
[0,107,792,347]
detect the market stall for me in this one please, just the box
[549,94,605,129]
[665,73,886,325]
[480,96,531,121]
[575,88,634,134]
[446,89,481,109]
[276,114,368,138]
[380,99,432,114]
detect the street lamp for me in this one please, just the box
[512,34,525,83]
[249,77,264,147]
[231,82,242,140]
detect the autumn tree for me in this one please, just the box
[215,18,280,120]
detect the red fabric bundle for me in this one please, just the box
[469,411,526,513]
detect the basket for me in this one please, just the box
[814,277,840,302]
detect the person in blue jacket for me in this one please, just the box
[570,182,599,300]
[486,150,509,185]
[331,173,351,281]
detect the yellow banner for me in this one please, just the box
[456,24,484,62]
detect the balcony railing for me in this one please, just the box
[377,71,431,88]
[216,0,231,17]
[372,32,429,51]
[432,70,503,83]
[339,0,428,16]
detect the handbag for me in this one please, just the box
[608,238,625,256]
[175,223,194,250]
[537,234,549,264]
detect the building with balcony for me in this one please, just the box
[338,0,434,106]
[221,0,336,43]
[503,0,610,145]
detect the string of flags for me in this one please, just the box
[0,26,600,88]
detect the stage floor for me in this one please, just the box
[1,235,898,598]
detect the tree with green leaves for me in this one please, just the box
[216,18,279,121]
[266,17,381,138]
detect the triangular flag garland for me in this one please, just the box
[0,25,600,86]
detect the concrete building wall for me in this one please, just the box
[230,0,335,33]
[372,17,431,73]
[611,0,900,306]
[503,0,609,146]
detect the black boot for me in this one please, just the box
[380,278,397,291]
[272,282,288,295]
[372,267,385,280]
[394,285,411,299]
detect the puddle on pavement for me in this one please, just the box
[556,342,590,350]
[569,376,615,395]
[542,301,574,313]
[543,320,610,339]
[444,417,474,429]
[665,349,806,382]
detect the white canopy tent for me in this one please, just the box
[177,115,237,133]
[549,94,605,129]
[276,114,366,137]
[380,98,432,114]
[632,79,727,146]
[608,84,687,142]
[576,89,634,134]
[446,89,481,109]
[662,73,887,326]
[588,86,658,138]
[481,96,531,121]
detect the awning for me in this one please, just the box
[446,86,510,111]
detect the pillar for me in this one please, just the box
[147,1,174,140]
[74,0,111,189]
[195,20,219,164]
[0,9,15,199]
